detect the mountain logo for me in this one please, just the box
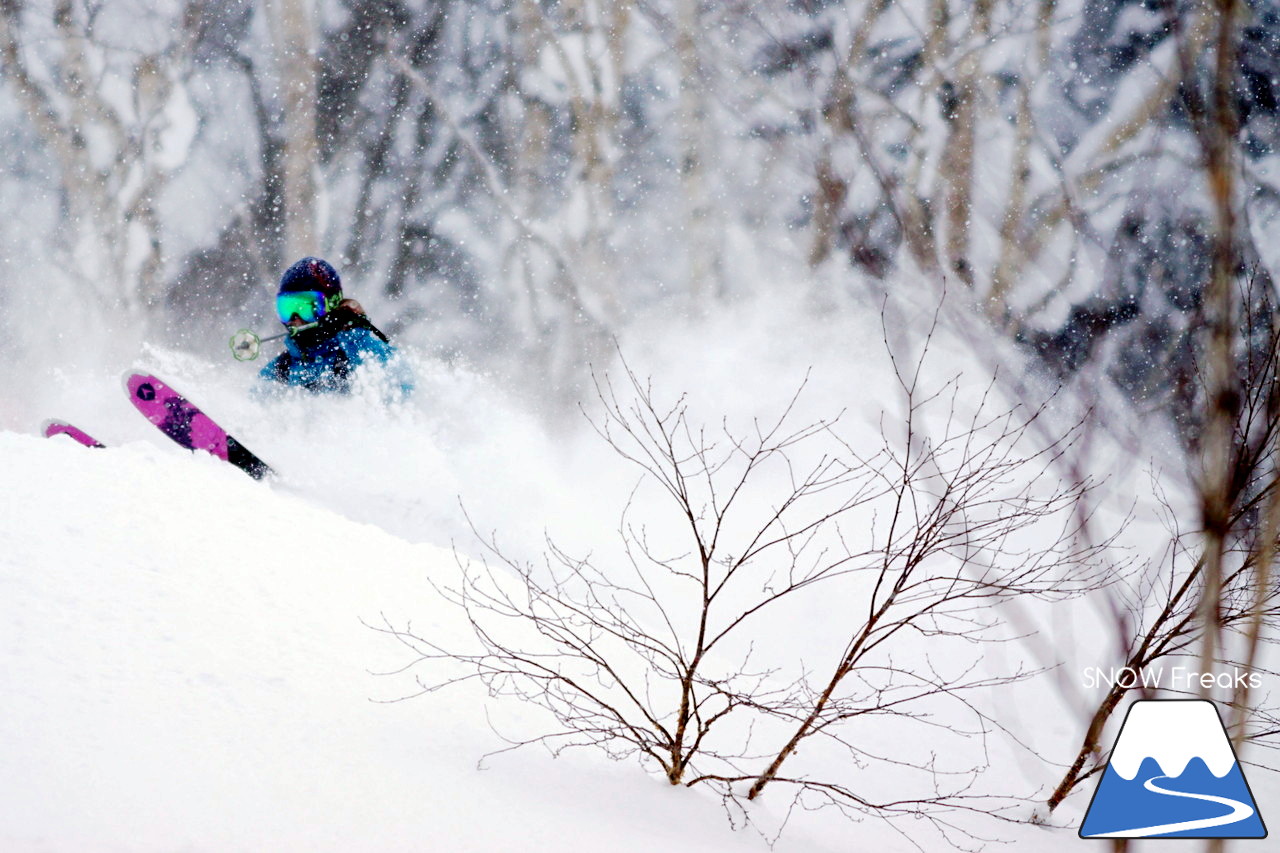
[1079,699,1267,839]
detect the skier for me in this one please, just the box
[259,257,414,398]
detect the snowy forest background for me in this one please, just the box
[3,0,1280,850]
[2,0,1276,405]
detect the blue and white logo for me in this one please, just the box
[1080,699,1267,839]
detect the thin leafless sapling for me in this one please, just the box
[376,342,1115,845]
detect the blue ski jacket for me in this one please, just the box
[259,308,414,399]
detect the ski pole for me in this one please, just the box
[230,323,318,362]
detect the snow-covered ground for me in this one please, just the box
[0,431,816,852]
[0,430,1072,853]
[2,299,1275,851]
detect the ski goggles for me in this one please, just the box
[276,290,336,324]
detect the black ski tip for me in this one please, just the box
[227,435,276,481]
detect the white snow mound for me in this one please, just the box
[0,431,829,853]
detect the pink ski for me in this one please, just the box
[42,420,105,448]
[124,372,274,480]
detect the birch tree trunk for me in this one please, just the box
[938,0,991,289]
[1195,0,1241,711]
[987,0,1054,322]
[676,0,715,307]
[266,0,320,261]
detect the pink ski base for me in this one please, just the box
[125,373,231,462]
[43,420,104,448]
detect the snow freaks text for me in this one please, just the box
[1082,667,1264,692]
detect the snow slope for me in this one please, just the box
[0,431,832,852]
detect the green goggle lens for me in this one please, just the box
[276,291,330,324]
